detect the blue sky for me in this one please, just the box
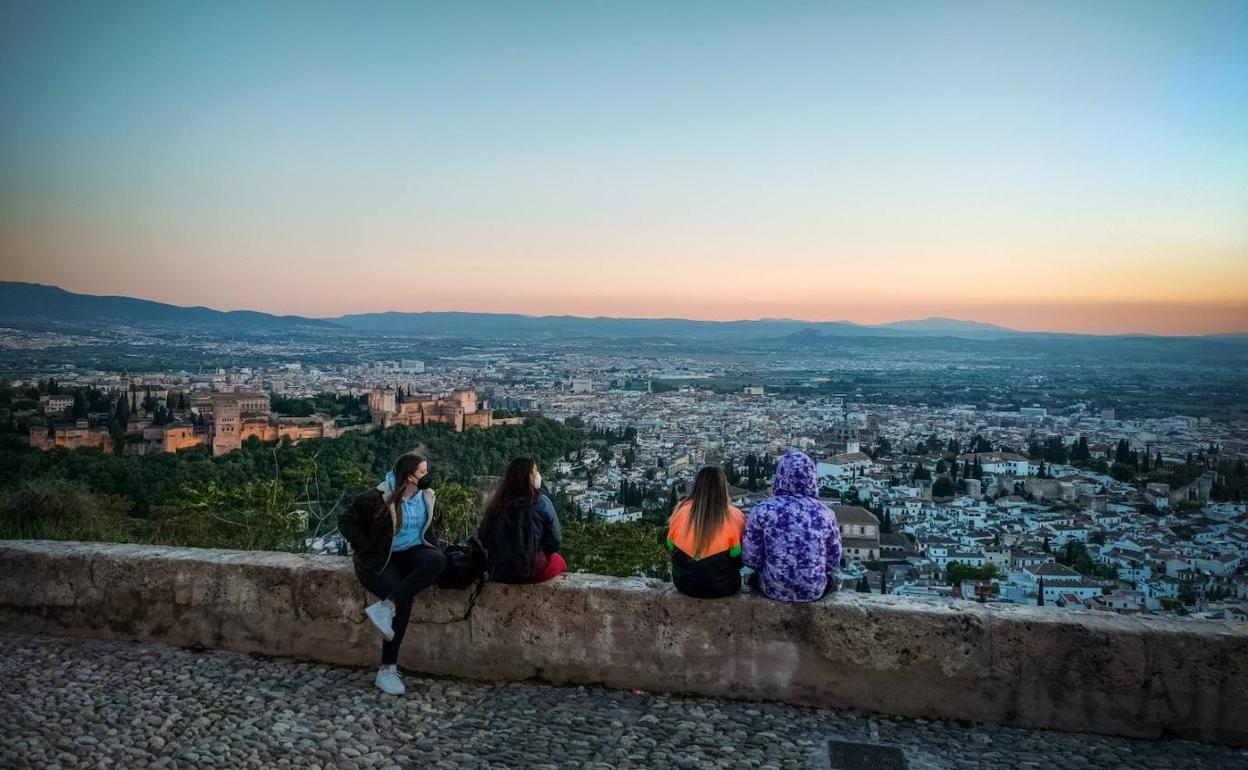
[2,1,1246,333]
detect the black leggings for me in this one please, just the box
[355,545,447,665]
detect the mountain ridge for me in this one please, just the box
[0,281,1239,340]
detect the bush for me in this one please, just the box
[0,478,133,542]
[561,519,668,579]
[143,480,305,552]
[430,481,481,545]
[946,561,999,584]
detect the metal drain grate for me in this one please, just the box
[825,740,908,770]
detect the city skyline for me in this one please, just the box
[2,2,1247,335]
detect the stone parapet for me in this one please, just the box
[1,540,1244,745]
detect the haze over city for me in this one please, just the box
[2,1,1246,335]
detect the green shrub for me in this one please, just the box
[144,479,305,552]
[561,519,668,579]
[430,481,481,545]
[0,478,133,542]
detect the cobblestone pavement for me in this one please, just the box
[1,633,1244,770]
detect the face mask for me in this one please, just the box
[533,472,542,490]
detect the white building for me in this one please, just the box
[592,503,642,524]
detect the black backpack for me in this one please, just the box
[484,500,541,580]
[436,537,489,621]
[437,537,488,590]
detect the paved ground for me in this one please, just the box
[1,633,1244,770]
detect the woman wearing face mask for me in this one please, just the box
[338,451,446,695]
[478,456,566,584]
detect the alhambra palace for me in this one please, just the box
[30,385,517,457]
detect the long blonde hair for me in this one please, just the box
[679,465,731,558]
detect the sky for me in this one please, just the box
[1,1,1246,335]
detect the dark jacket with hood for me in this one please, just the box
[338,474,437,574]
[479,492,561,583]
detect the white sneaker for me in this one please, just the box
[365,601,395,641]
[375,665,405,696]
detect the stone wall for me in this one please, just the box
[1,540,1245,746]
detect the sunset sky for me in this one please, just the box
[1,1,1246,335]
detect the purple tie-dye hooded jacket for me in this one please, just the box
[743,451,841,602]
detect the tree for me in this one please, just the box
[912,464,932,482]
[1109,462,1135,483]
[856,575,871,593]
[932,475,955,498]
[1071,437,1090,463]
[113,394,130,425]
[1178,584,1198,607]
[71,390,88,420]
[1037,576,1045,607]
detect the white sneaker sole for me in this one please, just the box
[365,604,395,641]
[375,677,405,696]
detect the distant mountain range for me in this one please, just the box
[0,281,1234,341]
[328,311,1018,340]
[0,282,336,331]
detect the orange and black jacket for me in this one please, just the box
[666,501,746,599]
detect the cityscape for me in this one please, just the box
[2,1,1247,767]
[3,291,1245,622]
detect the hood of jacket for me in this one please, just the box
[377,471,397,496]
[772,451,818,498]
[377,471,436,521]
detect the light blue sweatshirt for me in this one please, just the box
[383,471,429,551]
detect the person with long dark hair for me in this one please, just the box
[666,465,747,598]
[478,456,565,584]
[338,452,447,695]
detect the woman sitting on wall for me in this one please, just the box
[338,452,447,695]
[478,456,566,584]
[743,450,841,602]
[666,465,747,599]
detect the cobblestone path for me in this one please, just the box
[1,633,1244,770]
